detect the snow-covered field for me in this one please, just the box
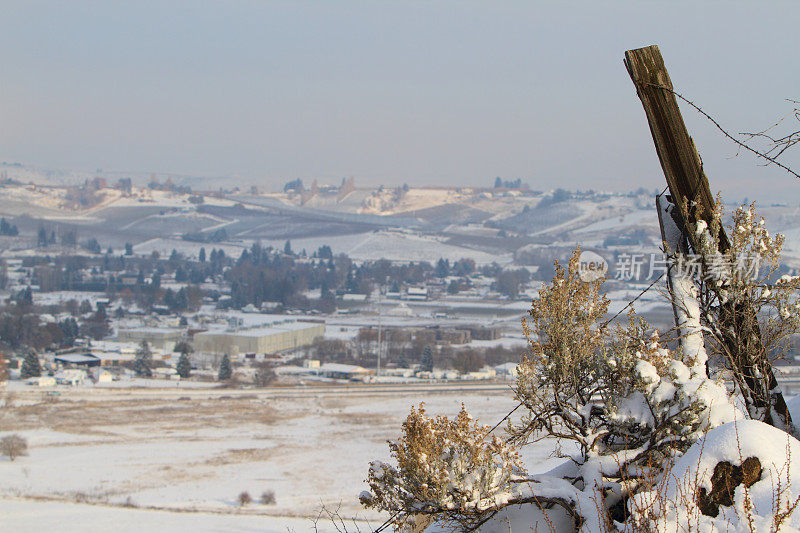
[259,231,514,265]
[0,385,553,530]
[1,499,337,533]
[132,237,247,259]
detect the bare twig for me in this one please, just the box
[741,99,800,161]
[645,83,800,180]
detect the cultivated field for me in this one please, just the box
[0,384,558,532]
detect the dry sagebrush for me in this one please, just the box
[360,405,521,530]
[690,201,800,433]
[361,209,800,531]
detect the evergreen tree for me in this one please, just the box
[14,287,33,307]
[421,345,434,373]
[82,307,110,340]
[20,352,41,379]
[447,280,461,294]
[59,317,80,346]
[133,341,153,377]
[0,218,18,236]
[176,352,191,378]
[86,238,101,254]
[175,288,188,311]
[125,242,133,256]
[435,258,450,278]
[79,299,93,314]
[198,247,206,263]
[218,354,232,380]
[284,240,292,255]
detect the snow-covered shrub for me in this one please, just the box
[361,208,800,531]
[502,250,741,529]
[511,249,609,450]
[603,326,740,465]
[630,420,800,532]
[687,201,800,433]
[360,404,521,530]
[512,251,739,466]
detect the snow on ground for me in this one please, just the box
[1,499,358,533]
[605,286,666,315]
[0,386,550,526]
[133,237,247,258]
[442,223,502,237]
[404,298,531,312]
[776,226,800,266]
[574,209,656,234]
[324,325,361,341]
[466,337,527,350]
[358,188,467,216]
[0,184,66,210]
[33,291,113,307]
[92,378,221,389]
[632,420,800,532]
[102,189,236,210]
[260,231,512,265]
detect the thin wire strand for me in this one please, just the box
[598,272,665,331]
[487,401,524,434]
[488,271,667,436]
[372,511,401,533]
[644,82,800,180]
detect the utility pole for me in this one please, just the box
[376,286,382,378]
[625,44,793,432]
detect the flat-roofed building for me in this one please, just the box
[194,318,324,357]
[405,287,428,301]
[116,327,182,351]
[54,353,101,368]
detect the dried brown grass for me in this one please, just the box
[1,397,282,435]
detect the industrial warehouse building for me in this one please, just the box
[194,318,324,357]
[116,327,183,351]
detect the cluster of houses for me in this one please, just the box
[0,241,533,389]
[271,360,520,383]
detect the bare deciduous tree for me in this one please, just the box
[1,434,28,461]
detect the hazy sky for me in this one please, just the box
[1,1,799,200]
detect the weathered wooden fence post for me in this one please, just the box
[625,44,794,432]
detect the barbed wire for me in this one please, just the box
[486,270,667,437]
[597,272,666,331]
[644,82,800,180]
[372,511,401,533]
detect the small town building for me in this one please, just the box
[116,327,183,351]
[317,363,369,380]
[405,287,428,301]
[54,353,101,368]
[55,369,87,386]
[194,317,324,357]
